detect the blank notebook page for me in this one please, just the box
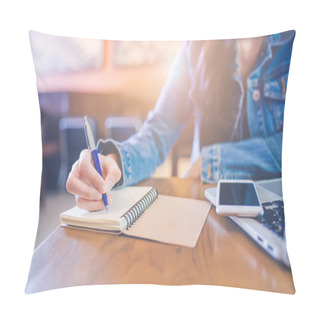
[124,195,211,248]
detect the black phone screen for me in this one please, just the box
[219,182,260,206]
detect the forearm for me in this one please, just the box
[98,111,186,186]
[201,132,283,183]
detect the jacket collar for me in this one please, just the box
[267,30,296,47]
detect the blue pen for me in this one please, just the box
[84,116,109,210]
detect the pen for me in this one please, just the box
[84,116,109,210]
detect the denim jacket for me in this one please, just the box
[98,30,295,186]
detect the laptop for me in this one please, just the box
[205,178,290,267]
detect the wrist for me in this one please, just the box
[107,153,117,162]
[97,139,125,188]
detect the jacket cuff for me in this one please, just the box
[201,144,221,184]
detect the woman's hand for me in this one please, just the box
[66,150,122,211]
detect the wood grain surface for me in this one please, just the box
[25,178,295,294]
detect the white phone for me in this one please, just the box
[215,179,263,217]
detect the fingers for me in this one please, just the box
[76,194,113,211]
[66,150,103,200]
[67,171,102,201]
[66,149,122,211]
[78,150,107,194]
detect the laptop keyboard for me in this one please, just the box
[255,200,285,238]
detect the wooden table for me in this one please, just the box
[26,178,295,294]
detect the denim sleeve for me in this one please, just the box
[201,132,283,183]
[98,43,193,186]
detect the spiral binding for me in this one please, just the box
[121,187,159,230]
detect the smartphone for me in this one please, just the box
[215,179,263,217]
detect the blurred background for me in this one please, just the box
[30,32,193,247]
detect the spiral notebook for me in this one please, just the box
[60,186,210,248]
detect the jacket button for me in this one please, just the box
[252,89,261,101]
